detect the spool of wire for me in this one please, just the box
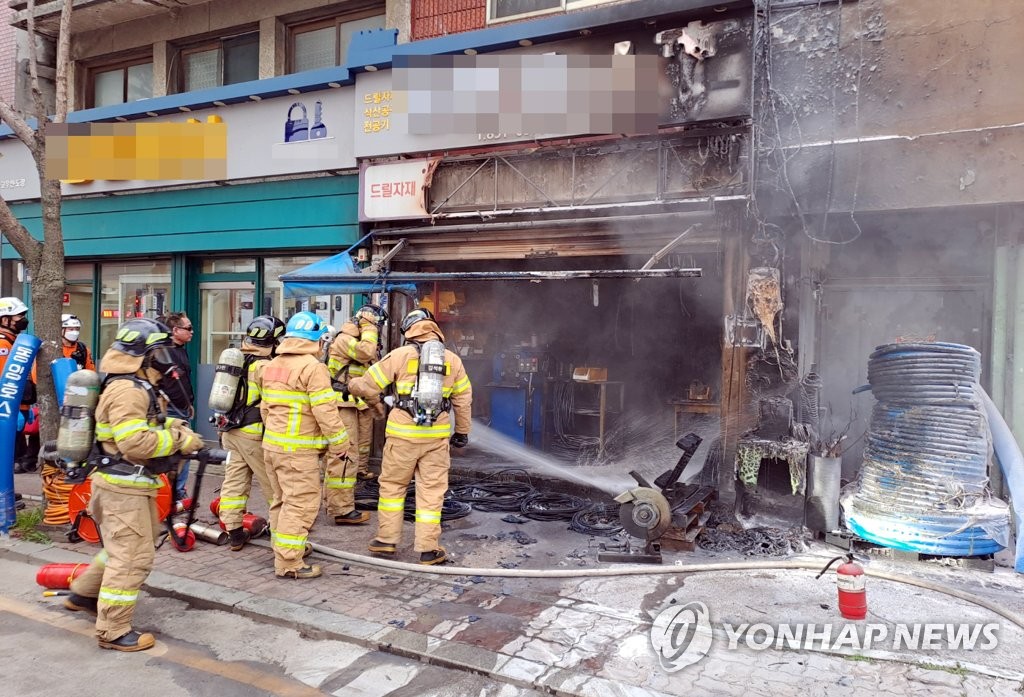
[569,503,623,537]
[519,492,589,521]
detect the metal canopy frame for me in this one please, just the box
[427,132,748,217]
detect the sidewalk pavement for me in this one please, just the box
[7,469,1024,697]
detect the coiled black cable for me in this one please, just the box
[569,503,623,537]
[519,492,590,521]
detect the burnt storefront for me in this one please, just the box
[345,7,756,492]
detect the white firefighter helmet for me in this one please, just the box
[62,314,83,329]
[0,297,28,317]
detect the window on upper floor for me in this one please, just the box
[178,31,260,93]
[486,0,617,25]
[288,12,386,73]
[88,57,153,108]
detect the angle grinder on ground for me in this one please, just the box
[598,433,702,564]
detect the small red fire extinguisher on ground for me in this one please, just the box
[816,553,867,620]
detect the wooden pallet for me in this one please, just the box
[659,485,717,553]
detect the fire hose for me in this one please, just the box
[249,538,1024,634]
[41,463,73,525]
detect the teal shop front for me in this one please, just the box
[4,175,361,439]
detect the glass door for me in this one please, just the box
[195,280,256,440]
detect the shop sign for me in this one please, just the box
[353,16,752,159]
[0,88,357,202]
[358,157,440,221]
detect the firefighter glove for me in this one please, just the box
[450,433,469,449]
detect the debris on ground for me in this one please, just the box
[697,526,803,556]
[388,619,406,628]
[496,530,538,545]
[501,515,528,524]
[498,561,520,569]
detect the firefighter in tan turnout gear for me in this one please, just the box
[216,315,286,551]
[348,307,472,565]
[64,318,205,652]
[260,311,351,579]
[323,304,388,525]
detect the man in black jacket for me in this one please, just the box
[158,312,196,500]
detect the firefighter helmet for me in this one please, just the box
[356,303,388,326]
[400,307,435,334]
[0,297,28,317]
[285,311,328,342]
[61,314,82,329]
[111,318,172,357]
[245,315,286,347]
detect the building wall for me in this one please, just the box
[0,3,15,104]
[758,0,1024,215]
[411,0,485,40]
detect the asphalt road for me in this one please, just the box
[0,556,538,697]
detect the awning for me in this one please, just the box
[280,251,418,298]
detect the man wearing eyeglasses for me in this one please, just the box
[159,312,196,501]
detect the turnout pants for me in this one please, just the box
[376,437,450,552]
[70,477,160,642]
[264,448,322,573]
[219,429,274,530]
[354,407,374,475]
[323,409,360,516]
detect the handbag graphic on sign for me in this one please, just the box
[284,102,309,143]
[310,101,328,139]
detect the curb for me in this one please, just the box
[0,538,633,697]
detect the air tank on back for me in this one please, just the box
[56,369,101,464]
[413,340,446,425]
[208,347,245,415]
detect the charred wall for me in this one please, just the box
[748,0,1024,489]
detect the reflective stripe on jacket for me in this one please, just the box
[348,323,472,441]
[327,320,378,411]
[259,337,351,455]
[94,375,203,489]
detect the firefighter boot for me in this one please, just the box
[419,547,448,566]
[99,630,156,652]
[276,564,322,580]
[228,527,250,552]
[334,510,370,525]
[368,539,396,555]
[64,593,98,616]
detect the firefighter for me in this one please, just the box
[61,314,95,370]
[0,297,38,473]
[217,315,286,551]
[322,304,387,526]
[260,311,351,579]
[63,318,205,652]
[347,307,472,565]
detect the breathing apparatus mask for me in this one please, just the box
[145,346,192,413]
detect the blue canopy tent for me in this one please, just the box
[279,250,418,298]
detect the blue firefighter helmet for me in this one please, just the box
[285,311,328,342]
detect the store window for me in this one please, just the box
[1,260,25,299]
[180,32,259,93]
[289,13,386,72]
[89,58,153,108]
[200,258,257,274]
[263,255,352,328]
[98,260,172,353]
[64,263,96,352]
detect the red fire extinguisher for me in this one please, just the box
[816,553,867,620]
